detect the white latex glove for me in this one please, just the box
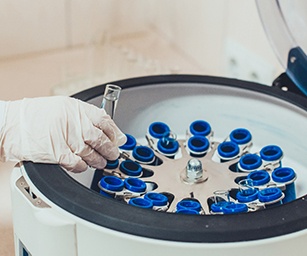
[0,96,126,172]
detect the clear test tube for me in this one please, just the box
[210,190,233,214]
[101,84,121,119]
[236,179,258,203]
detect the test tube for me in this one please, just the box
[217,141,240,162]
[229,128,252,151]
[101,84,121,119]
[157,137,179,158]
[236,179,258,203]
[210,190,233,214]
[187,136,210,157]
[237,153,263,172]
[260,145,283,170]
[272,167,296,203]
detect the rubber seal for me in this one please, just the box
[187,136,210,153]
[124,178,147,193]
[119,160,142,177]
[148,122,170,139]
[229,128,252,145]
[247,170,271,186]
[260,145,283,161]
[144,192,168,206]
[99,176,124,192]
[132,146,155,163]
[258,187,283,203]
[217,141,240,159]
[189,120,211,137]
[157,137,179,155]
[119,134,137,150]
[129,198,153,209]
[272,167,296,183]
[239,154,262,171]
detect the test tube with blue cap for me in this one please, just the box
[236,178,258,204]
[260,145,283,171]
[237,153,263,172]
[187,135,210,157]
[229,128,252,152]
[217,141,240,162]
[176,199,202,214]
[210,190,233,214]
[247,170,271,188]
[144,192,169,211]
[258,187,284,208]
[272,167,296,203]
[98,176,124,197]
[189,120,212,138]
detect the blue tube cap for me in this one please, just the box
[157,137,179,155]
[132,146,155,163]
[247,170,270,186]
[217,141,240,159]
[176,200,201,212]
[230,128,252,145]
[119,160,142,177]
[187,136,210,154]
[272,167,296,183]
[211,201,234,213]
[189,120,212,137]
[236,189,258,203]
[148,122,170,139]
[124,177,147,193]
[99,176,124,192]
[105,159,119,170]
[129,198,153,209]
[222,203,248,214]
[239,154,262,171]
[119,134,137,150]
[258,187,283,203]
[144,192,168,206]
[260,145,283,162]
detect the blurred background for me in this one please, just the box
[0,0,283,254]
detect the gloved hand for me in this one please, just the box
[0,96,126,172]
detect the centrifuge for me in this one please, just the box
[11,1,307,255]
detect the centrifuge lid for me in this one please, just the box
[256,0,307,95]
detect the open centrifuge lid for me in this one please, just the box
[256,0,307,95]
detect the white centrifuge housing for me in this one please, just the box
[10,1,307,256]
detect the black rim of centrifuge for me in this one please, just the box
[24,75,307,243]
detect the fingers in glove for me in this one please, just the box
[84,126,120,160]
[80,101,126,146]
[59,150,88,173]
[76,144,107,169]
